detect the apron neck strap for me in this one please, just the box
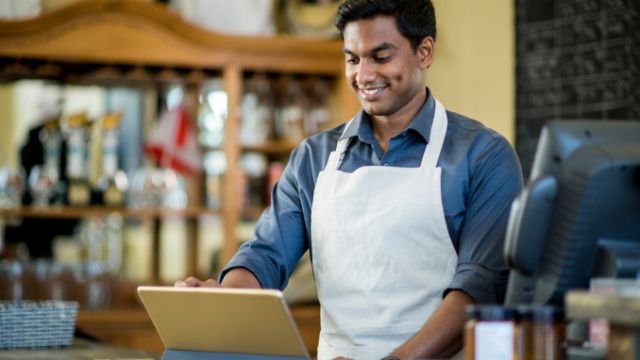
[421,98,448,168]
[330,120,354,170]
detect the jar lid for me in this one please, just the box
[67,112,89,127]
[466,305,517,321]
[516,305,564,321]
[102,112,122,129]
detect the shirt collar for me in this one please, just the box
[340,89,436,143]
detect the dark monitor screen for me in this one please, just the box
[505,120,640,306]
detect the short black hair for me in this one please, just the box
[335,0,437,51]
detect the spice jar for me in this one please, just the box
[532,306,565,360]
[516,306,535,360]
[465,305,517,360]
[512,305,566,360]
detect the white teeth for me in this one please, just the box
[362,87,383,95]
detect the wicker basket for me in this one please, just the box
[0,301,79,349]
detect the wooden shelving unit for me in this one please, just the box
[0,2,357,355]
[0,0,359,274]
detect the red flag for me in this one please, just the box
[144,104,201,174]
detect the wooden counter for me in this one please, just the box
[0,338,159,360]
[76,303,321,357]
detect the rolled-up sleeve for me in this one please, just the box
[445,135,523,304]
[219,146,309,290]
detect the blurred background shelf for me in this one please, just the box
[0,0,356,280]
[0,2,351,355]
[0,206,220,219]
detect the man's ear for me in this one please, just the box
[417,36,435,70]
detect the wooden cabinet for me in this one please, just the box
[0,1,355,354]
[0,0,358,275]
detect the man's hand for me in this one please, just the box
[390,290,473,359]
[174,276,220,288]
[174,268,261,289]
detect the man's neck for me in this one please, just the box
[371,91,427,153]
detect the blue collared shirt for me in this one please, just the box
[221,92,524,304]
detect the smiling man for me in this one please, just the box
[177,1,523,359]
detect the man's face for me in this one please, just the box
[343,16,431,118]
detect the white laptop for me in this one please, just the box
[137,286,311,360]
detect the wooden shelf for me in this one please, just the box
[0,3,354,354]
[0,0,362,273]
[205,140,299,155]
[241,140,300,155]
[0,206,220,220]
[0,0,344,76]
[0,0,360,270]
[242,206,268,220]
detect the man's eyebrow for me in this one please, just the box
[343,42,398,56]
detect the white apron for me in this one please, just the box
[310,99,458,360]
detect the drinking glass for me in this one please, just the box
[29,165,59,207]
[129,167,156,208]
[0,166,25,208]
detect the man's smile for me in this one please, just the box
[358,85,388,101]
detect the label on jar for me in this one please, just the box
[102,132,118,177]
[104,184,124,206]
[67,130,87,178]
[475,321,514,360]
[68,181,90,206]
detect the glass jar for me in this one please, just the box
[73,262,112,310]
[39,120,65,204]
[512,305,566,360]
[0,261,24,300]
[30,260,70,301]
[465,305,517,360]
[516,306,535,360]
[0,166,25,209]
[532,306,565,360]
[65,113,91,206]
[97,113,127,207]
